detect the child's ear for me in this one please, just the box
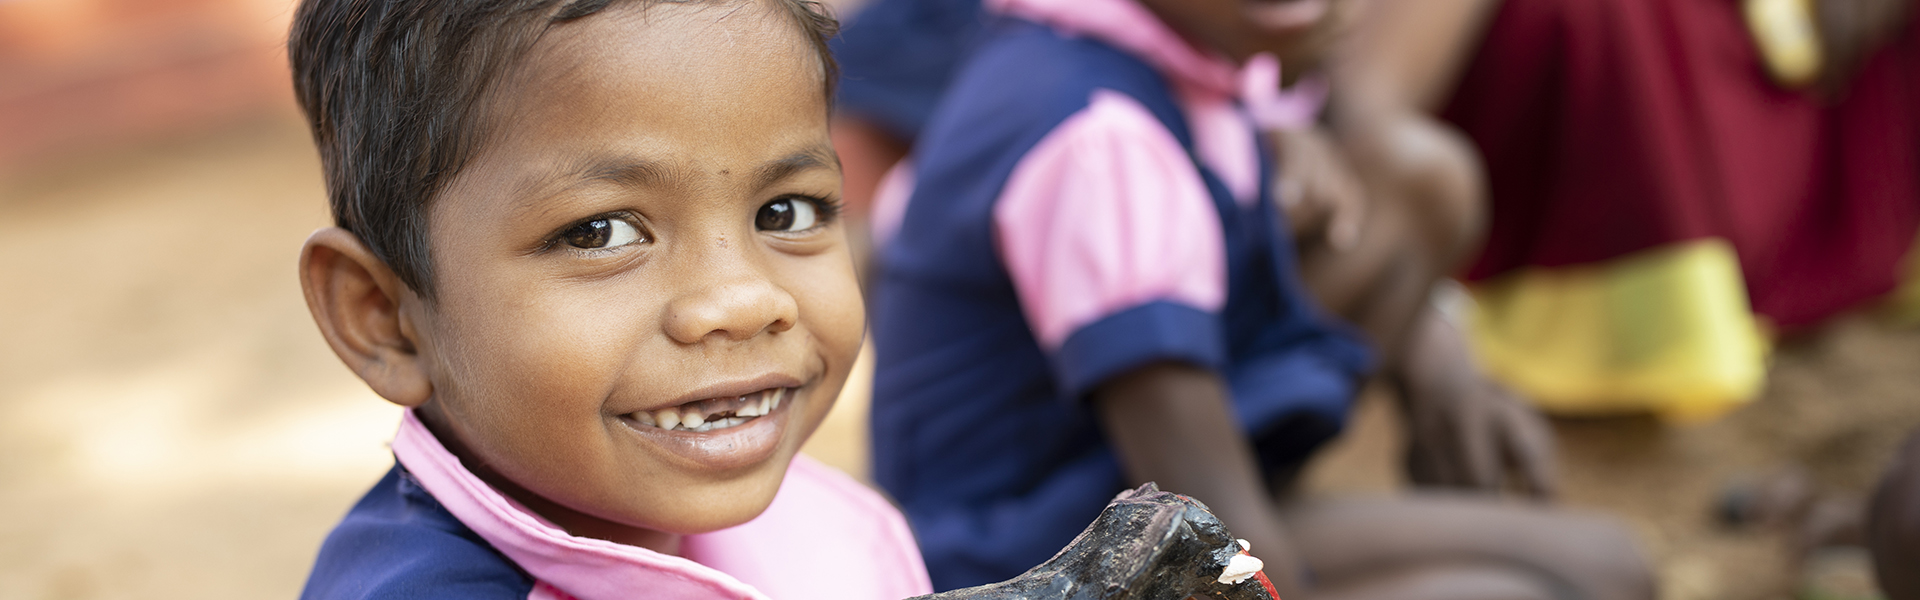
[300,227,434,407]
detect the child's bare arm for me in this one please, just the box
[1272,125,1368,253]
[1091,362,1305,596]
[1309,0,1561,500]
[1338,0,1505,115]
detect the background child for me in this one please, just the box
[286,0,930,598]
[833,0,1557,501]
[866,0,1653,597]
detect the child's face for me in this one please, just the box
[1140,0,1351,72]
[411,1,859,546]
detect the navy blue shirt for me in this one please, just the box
[302,465,532,600]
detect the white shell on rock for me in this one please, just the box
[1217,553,1264,585]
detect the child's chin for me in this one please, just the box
[635,475,789,535]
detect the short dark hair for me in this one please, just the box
[288,0,839,299]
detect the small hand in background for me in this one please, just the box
[1398,309,1560,500]
[1814,0,1915,95]
[1271,126,1367,253]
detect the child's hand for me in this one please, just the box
[1399,314,1560,500]
[1271,126,1367,252]
[1402,372,1559,500]
[1813,0,1914,95]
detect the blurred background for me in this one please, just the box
[0,0,1916,598]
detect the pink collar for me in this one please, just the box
[391,410,932,600]
[987,0,1327,130]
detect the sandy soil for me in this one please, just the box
[2,112,1916,599]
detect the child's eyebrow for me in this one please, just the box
[749,144,841,192]
[510,158,680,221]
[577,158,677,189]
[561,144,839,193]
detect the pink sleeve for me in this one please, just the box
[994,89,1228,351]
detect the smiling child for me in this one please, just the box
[288,1,931,598]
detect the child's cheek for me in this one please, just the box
[792,251,865,424]
[805,257,867,361]
[446,279,635,415]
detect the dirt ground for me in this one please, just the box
[2,112,1917,599]
[1301,312,1920,600]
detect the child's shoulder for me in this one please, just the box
[300,465,532,600]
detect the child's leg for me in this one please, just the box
[1311,563,1558,600]
[1281,495,1656,600]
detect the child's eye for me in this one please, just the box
[756,197,824,233]
[559,216,646,249]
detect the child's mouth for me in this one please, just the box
[624,388,787,433]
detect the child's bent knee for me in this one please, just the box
[1370,114,1487,267]
[1551,514,1658,600]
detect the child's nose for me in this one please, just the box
[662,262,799,345]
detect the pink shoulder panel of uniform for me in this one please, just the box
[390,411,932,600]
[993,89,1229,351]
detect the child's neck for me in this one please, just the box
[505,488,684,555]
[415,406,684,556]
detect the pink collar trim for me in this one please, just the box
[987,0,1327,130]
[392,411,934,600]
[391,411,768,599]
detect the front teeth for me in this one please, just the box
[635,388,786,432]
